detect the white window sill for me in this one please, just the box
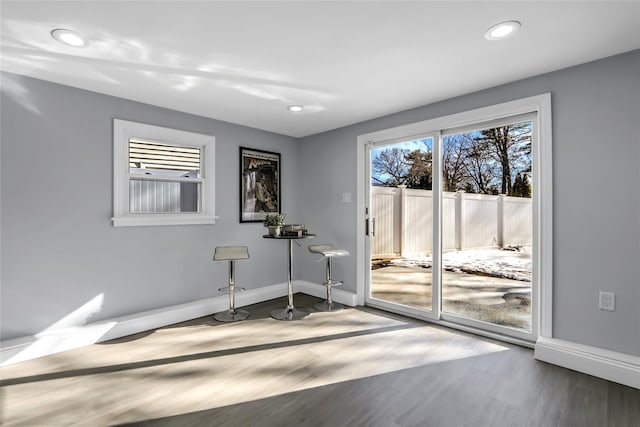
[112,215,219,227]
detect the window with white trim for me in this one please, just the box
[112,119,216,226]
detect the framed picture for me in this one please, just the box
[240,147,281,222]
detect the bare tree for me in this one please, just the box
[462,135,496,194]
[371,147,410,186]
[478,123,532,195]
[373,124,532,195]
[442,134,469,192]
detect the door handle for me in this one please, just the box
[371,218,376,237]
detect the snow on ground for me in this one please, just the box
[386,247,532,282]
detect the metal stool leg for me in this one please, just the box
[314,256,344,312]
[214,259,250,322]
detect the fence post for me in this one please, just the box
[398,184,407,257]
[498,194,505,248]
[456,190,464,250]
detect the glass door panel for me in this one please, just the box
[368,137,435,313]
[441,120,533,333]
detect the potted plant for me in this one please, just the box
[264,213,285,236]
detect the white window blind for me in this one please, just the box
[112,120,216,226]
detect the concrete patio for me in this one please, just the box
[371,248,532,331]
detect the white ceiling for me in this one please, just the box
[1,1,639,137]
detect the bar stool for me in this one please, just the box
[308,244,350,311]
[213,246,250,322]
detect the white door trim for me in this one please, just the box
[356,93,553,342]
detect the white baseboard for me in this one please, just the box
[1,282,289,366]
[0,282,359,367]
[534,337,640,389]
[295,280,358,307]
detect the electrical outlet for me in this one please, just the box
[599,292,615,311]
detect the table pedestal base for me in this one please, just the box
[214,309,250,322]
[270,306,310,321]
[313,301,344,312]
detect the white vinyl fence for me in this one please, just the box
[371,186,531,257]
[129,180,199,213]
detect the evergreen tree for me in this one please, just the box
[510,172,532,198]
[520,173,531,198]
[512,172,523,197]
[405,149,432,189]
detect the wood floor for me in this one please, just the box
[1,294,638,426]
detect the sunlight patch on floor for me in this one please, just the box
[2,294,114,366]
[0,303,510,425]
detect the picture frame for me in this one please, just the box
[239,147,281,223]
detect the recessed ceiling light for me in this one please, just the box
[51,29,87,47]
[287,105,304,112]
[484,21,520,41]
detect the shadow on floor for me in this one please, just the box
[114,351,639,427]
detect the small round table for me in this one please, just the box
[263,233,315,320]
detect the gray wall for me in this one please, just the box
[1,72,299,341]
[297,50,640,356]
[3,50,639,357]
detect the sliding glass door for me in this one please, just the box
[365,112,538,341]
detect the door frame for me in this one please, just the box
[356,93,553,344]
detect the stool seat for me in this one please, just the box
[214,246,249,261]
[308,245,350,258]
[308,244,349,312]
[213,246,250,322]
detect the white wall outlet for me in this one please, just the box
[599,291,615,311]
[342,192,352,203]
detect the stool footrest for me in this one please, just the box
[218,287,246,292]
[323,281,343,287]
